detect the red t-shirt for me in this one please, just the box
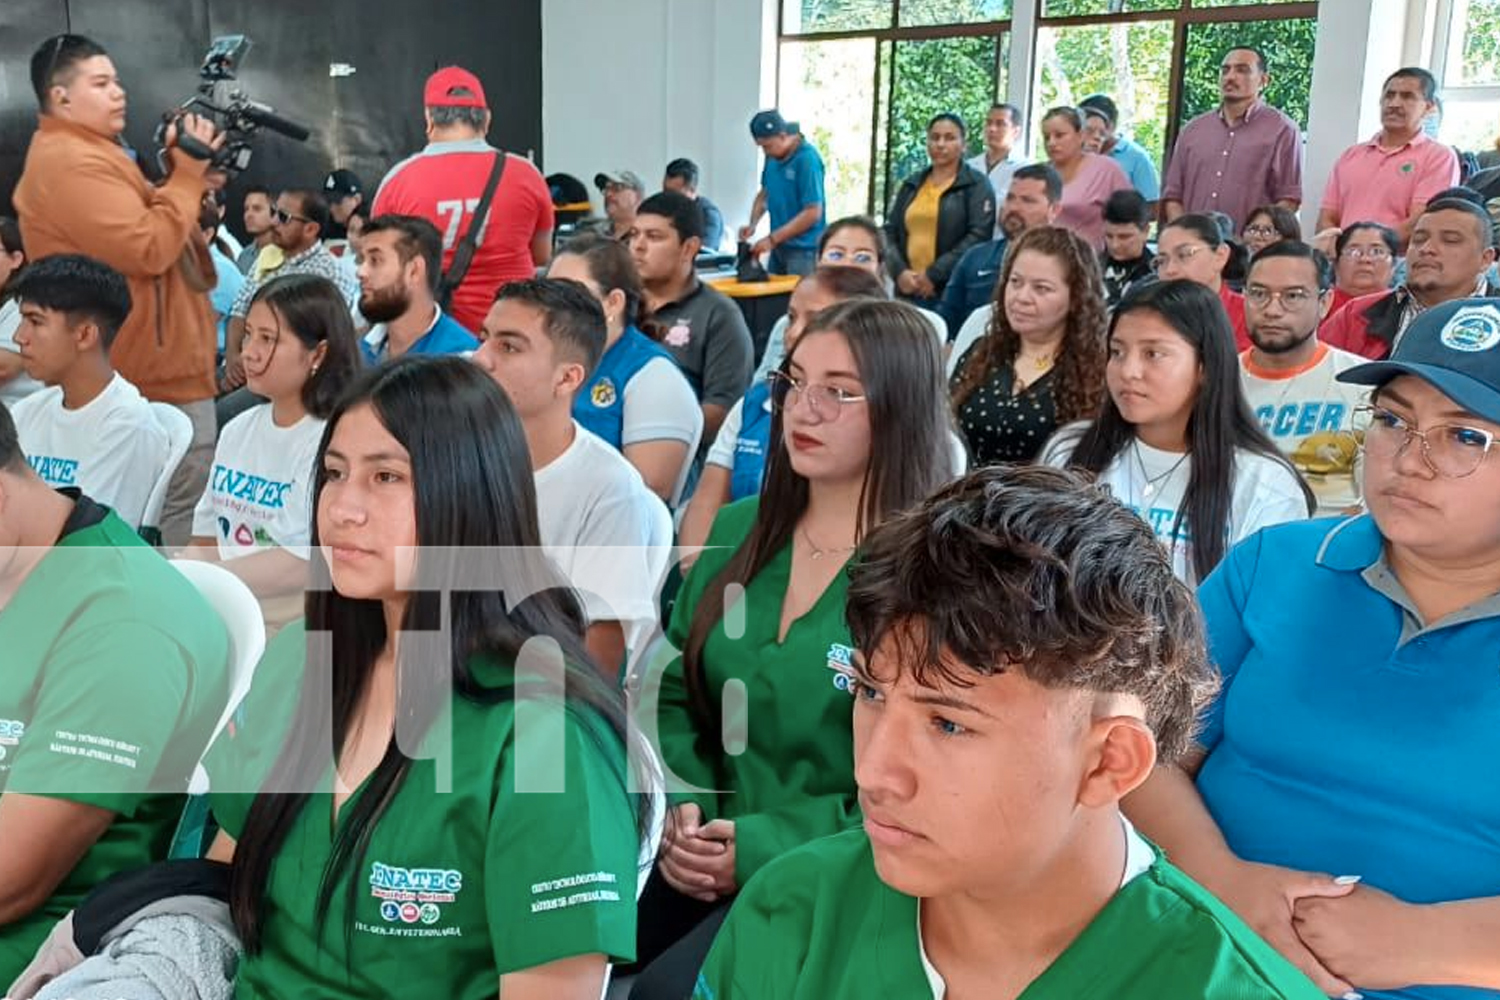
[1219,283,1251,352]
[372,140,555,332]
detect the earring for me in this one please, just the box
[310,364,320,376]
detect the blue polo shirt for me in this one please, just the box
[1107,136,1161,200]
[939,237,1007,338]
[1196,515,1500,1000]
[760,138,826,251]
[361,306,479,364]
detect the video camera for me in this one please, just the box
[157,35,310,177]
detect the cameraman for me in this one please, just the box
[13,34,223,545]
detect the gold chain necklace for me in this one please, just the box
[799,525,858,561]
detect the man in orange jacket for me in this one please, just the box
[14,34,223,545]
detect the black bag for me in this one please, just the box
[735,239,768,283]
[439,151,507,308]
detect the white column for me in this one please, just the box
[1007,0,1041,158]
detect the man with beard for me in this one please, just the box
[1239,241,1367,514]
[224,190,359,386]
[1322,198,1499,360]
[938,163,1062,337]
[356,214,478,362]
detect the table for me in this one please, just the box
[705,273,800,364]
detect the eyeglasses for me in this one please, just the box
[1354,404,1497,479]
[1243,285,1322,308]
[820,248,878,267]
[273,207,311,225]
[1242,225,1279,239]
[1341,246,1394,262]
[768,371,866,420]
[1151,244,1209,272]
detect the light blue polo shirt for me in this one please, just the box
[1195,515,1500,1000]
[760,138,826,251]
[1107,135,1161,201]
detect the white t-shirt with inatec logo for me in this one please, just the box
[11,372,167,528]
[192,404,324,560]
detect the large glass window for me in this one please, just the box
[1435,0,1500,154]
[777,0,1318,215]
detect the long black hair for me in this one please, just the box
[1162,213,1242,291]
[1063,280,1312,581]
[228,356,648,953]
[682,299,956,725]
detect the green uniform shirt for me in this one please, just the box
[0,504,230,984]
[207,621,639,999]
[695,829,1327,1000]
[654,498,860,884]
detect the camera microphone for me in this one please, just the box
[240,100,310,143]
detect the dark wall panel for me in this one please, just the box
[0,0,542,230]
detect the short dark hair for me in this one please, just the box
[10,254,131,351]
[426,97,486,131]
[927,112,966,139]
[1248,240,1334,292]
[636,190,705,243]
[248,274,364,419]
[0,402,22,472]
[1103,189,1150,228]
[1243,204,1302,243]
[1042,106,1085,132]
[243,185,274,202]
[494,278,607,377]
[0,216,24,259]
[285,190,330,236]
[360,215,445,295]
[1079,94,1118,127]
[664,158,699,188]
[1429,185,1485,207]
[1422,196,1497,247]
[1335,221,1400,259]
[846,465,1217,766]
[1386,66,1439,101]
[30,34,108,108]
[803,264,888,301]
[1011,162,1063,204]
[1223,45,1268,74]
[989,102,1024,129]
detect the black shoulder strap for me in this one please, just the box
[440,151,507,307]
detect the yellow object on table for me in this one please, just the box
[706,274,801,299]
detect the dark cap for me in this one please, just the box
[749,109,798,139]
[1338,298,1500,424]
[323,169,362,199]
[594,169,644,193]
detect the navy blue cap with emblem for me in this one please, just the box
[1338,298,1500,424]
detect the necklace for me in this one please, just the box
[799,525,858,561]
[1023,352,1055,373]
[1133,440,1190,500]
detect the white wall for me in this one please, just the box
[544,0,1435,236]
[541,0,771,242]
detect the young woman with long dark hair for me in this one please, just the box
[1153,213,1251,351]
[1041,279,1313,583]
[205,356,649,999]
[630,299,957,999]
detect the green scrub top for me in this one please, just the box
[653,498,861,884]
[0,503,230,985]
[207,621,639,1000]
[694,829,1327,1000]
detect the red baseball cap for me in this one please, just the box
[424,66,487,109]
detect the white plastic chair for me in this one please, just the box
[140,402,194,538]
[946,302,992,379]
[171,559,267,796]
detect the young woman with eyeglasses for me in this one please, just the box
[1153,214,1251,351]
[1240,204,1302,257]
[679,265,887,560]
[629,299,957,1000]
[753,217,945,380]
[1124,296,1500,1000]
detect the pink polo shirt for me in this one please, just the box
[1055,153,1132,249]
[1320,132,1459,231]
